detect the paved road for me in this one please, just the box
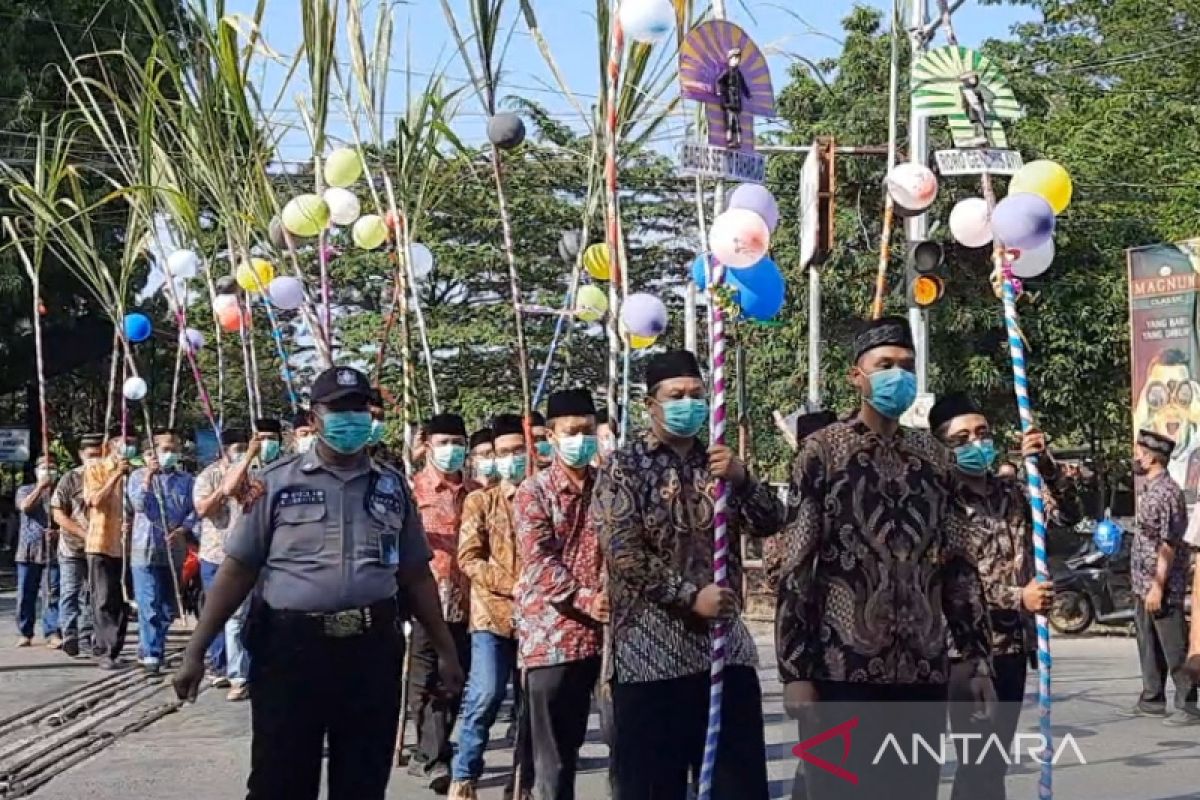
[7,625,1194,800]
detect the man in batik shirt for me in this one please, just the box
[1126,429,1198,724]
[930,393,1081,799]
[408,413,476,792]
[776,317,993,800]
[593,350,784,800]
[514,389,607,800]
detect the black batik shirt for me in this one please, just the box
[1132,472,1189,602]
[775,418,991,685]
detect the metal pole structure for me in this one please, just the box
[907,0,931,393]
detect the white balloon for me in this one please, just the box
[122,376,148,401]
[212,294,239,314]
[885,163,939,211]
[166,249,200,279]
[323,187,362,226]
[949,198,993,248]
[619,0,676,43]
[409,243,435,280]
[1009,238,1055,278]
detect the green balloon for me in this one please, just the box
[324,148,363,188]
[353,215,389,250]
[281,194,330,238]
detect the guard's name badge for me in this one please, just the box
[278,489,326,507]
[371,492,403,514]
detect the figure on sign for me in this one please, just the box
[716,48,752,150]
[958,71,994,147]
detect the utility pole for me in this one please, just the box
[907,0,931,394]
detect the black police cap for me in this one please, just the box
[310,367,372,405]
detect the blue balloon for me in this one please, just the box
[124,313,153,344]
[1092,518,1123,557]
[691,254,712,289]
[731,258,786,321]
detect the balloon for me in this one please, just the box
[217,303,248,333]
[487,113,526,150]
[1009,159,1072,215]
[575,285,609,322]
[558,230,582,264]
[166,250,199,279]
[1092,517,1123,557]
[731,258,786,321]
[212,293,239,315]
[268,215,288,249]
[728,184,780,232]
[124,313,152,343]
[629,333,657,349]
[583,243,611,281]
[281,194,330,237]
[353,215,389,250]
[621,293,668,338]
[708,208,770,269]
[323,187,361,226]
[691,254,715,289]
[408,244,435,280]
[324,147,363,188]
[1008,238,1055,279]
[215,275,238,295]
[122,376,148,402]
[949,198,993,248]
[268,276,306,310]
[991,192,1055,250]
[236,258,275,292]
[180,328,205,352]
[885,163,938,212]
[619,0,675,43]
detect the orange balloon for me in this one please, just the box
[217,304,248,333]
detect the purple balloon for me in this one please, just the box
[727,183,780,233]
[181,328,205,352]
[621,293,668,338]
[990,192,1055,251]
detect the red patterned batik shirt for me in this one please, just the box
[412,465,477,624]
[514,461,605,669]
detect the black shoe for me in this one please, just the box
[428,762,451,795]
[62,639,79,658]
[1121,700,1168,717]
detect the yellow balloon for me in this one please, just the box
[583,243,611,281]
[352,215,389,250]
[1009,160,1072,215]
[236,258,275,292]
[629,333,657,349]
[281,194,330,237]
[324,148,364,188]
[575,284,609,322]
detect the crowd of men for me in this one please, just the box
[10,315,1200,800]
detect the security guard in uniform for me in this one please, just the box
[174,366,465,800]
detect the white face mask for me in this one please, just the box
[295,435,315,454]
[36,468,55,483]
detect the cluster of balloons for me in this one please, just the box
[696,183,785,321]
[948,159,1072,279]
[619,0,676,43]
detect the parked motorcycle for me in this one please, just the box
[1049,533,1137,635]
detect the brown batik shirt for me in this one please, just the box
[458,483,520,638]
[1133,471,1190,603]
[776,418,991,685]
[592,434,785,684]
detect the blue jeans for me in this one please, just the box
[59,556,92,648]
[452,631,518,781]
[15,562,60,639]
[131,564,176,662]
[225,595,251,684]
[200,559,226,673]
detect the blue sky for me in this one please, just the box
[228,0,1032,158]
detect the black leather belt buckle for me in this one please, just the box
[320,608,372,638]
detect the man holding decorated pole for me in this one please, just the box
[52,433,102,657]
[84,433,137,670]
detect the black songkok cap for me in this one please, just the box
[546,389,597,420]
[530,411,546,428]
[796,411,837,442]
[79,433,105,448]
[1138,429,1175,458]
[928,393,983,434]
[424,413,467,438]
[221,428,250,446]
[368,388,383,407]
[292,409,313,429]
[852,316,914,363]
[152,427,178,439]
[596,404,623,426]
[645,350,703,392]
[492,414,525,439]
[468,428,494,449]
[255,419,283,435]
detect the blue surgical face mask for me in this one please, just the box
[432,443,467,473]
[473,458,498,481]
[496,453,527,482]
[122,444,139,460]
[955,439,997,475]
[661,398,709,438]
[318,411,373,455]
[535,440,554,460]
[261,439,282,464]
[367,419,385,446]
[557,434,598,469]
[865,367,917,420]
[157,450,180,471]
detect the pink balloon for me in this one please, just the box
[708,209,770,269]
[621,293,668,338]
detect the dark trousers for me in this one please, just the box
[200,559,226,671]
[613,666,767,800]
[59,555,92,650]
[799,681,948,800]
[406,620,470,772]
[526,656,601,800]
[1134,599,1197,709]
[949,653,1028,800]
[246,605,404,800]
[87,554,128,661]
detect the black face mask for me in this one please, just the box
[1132,459,1150,476]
